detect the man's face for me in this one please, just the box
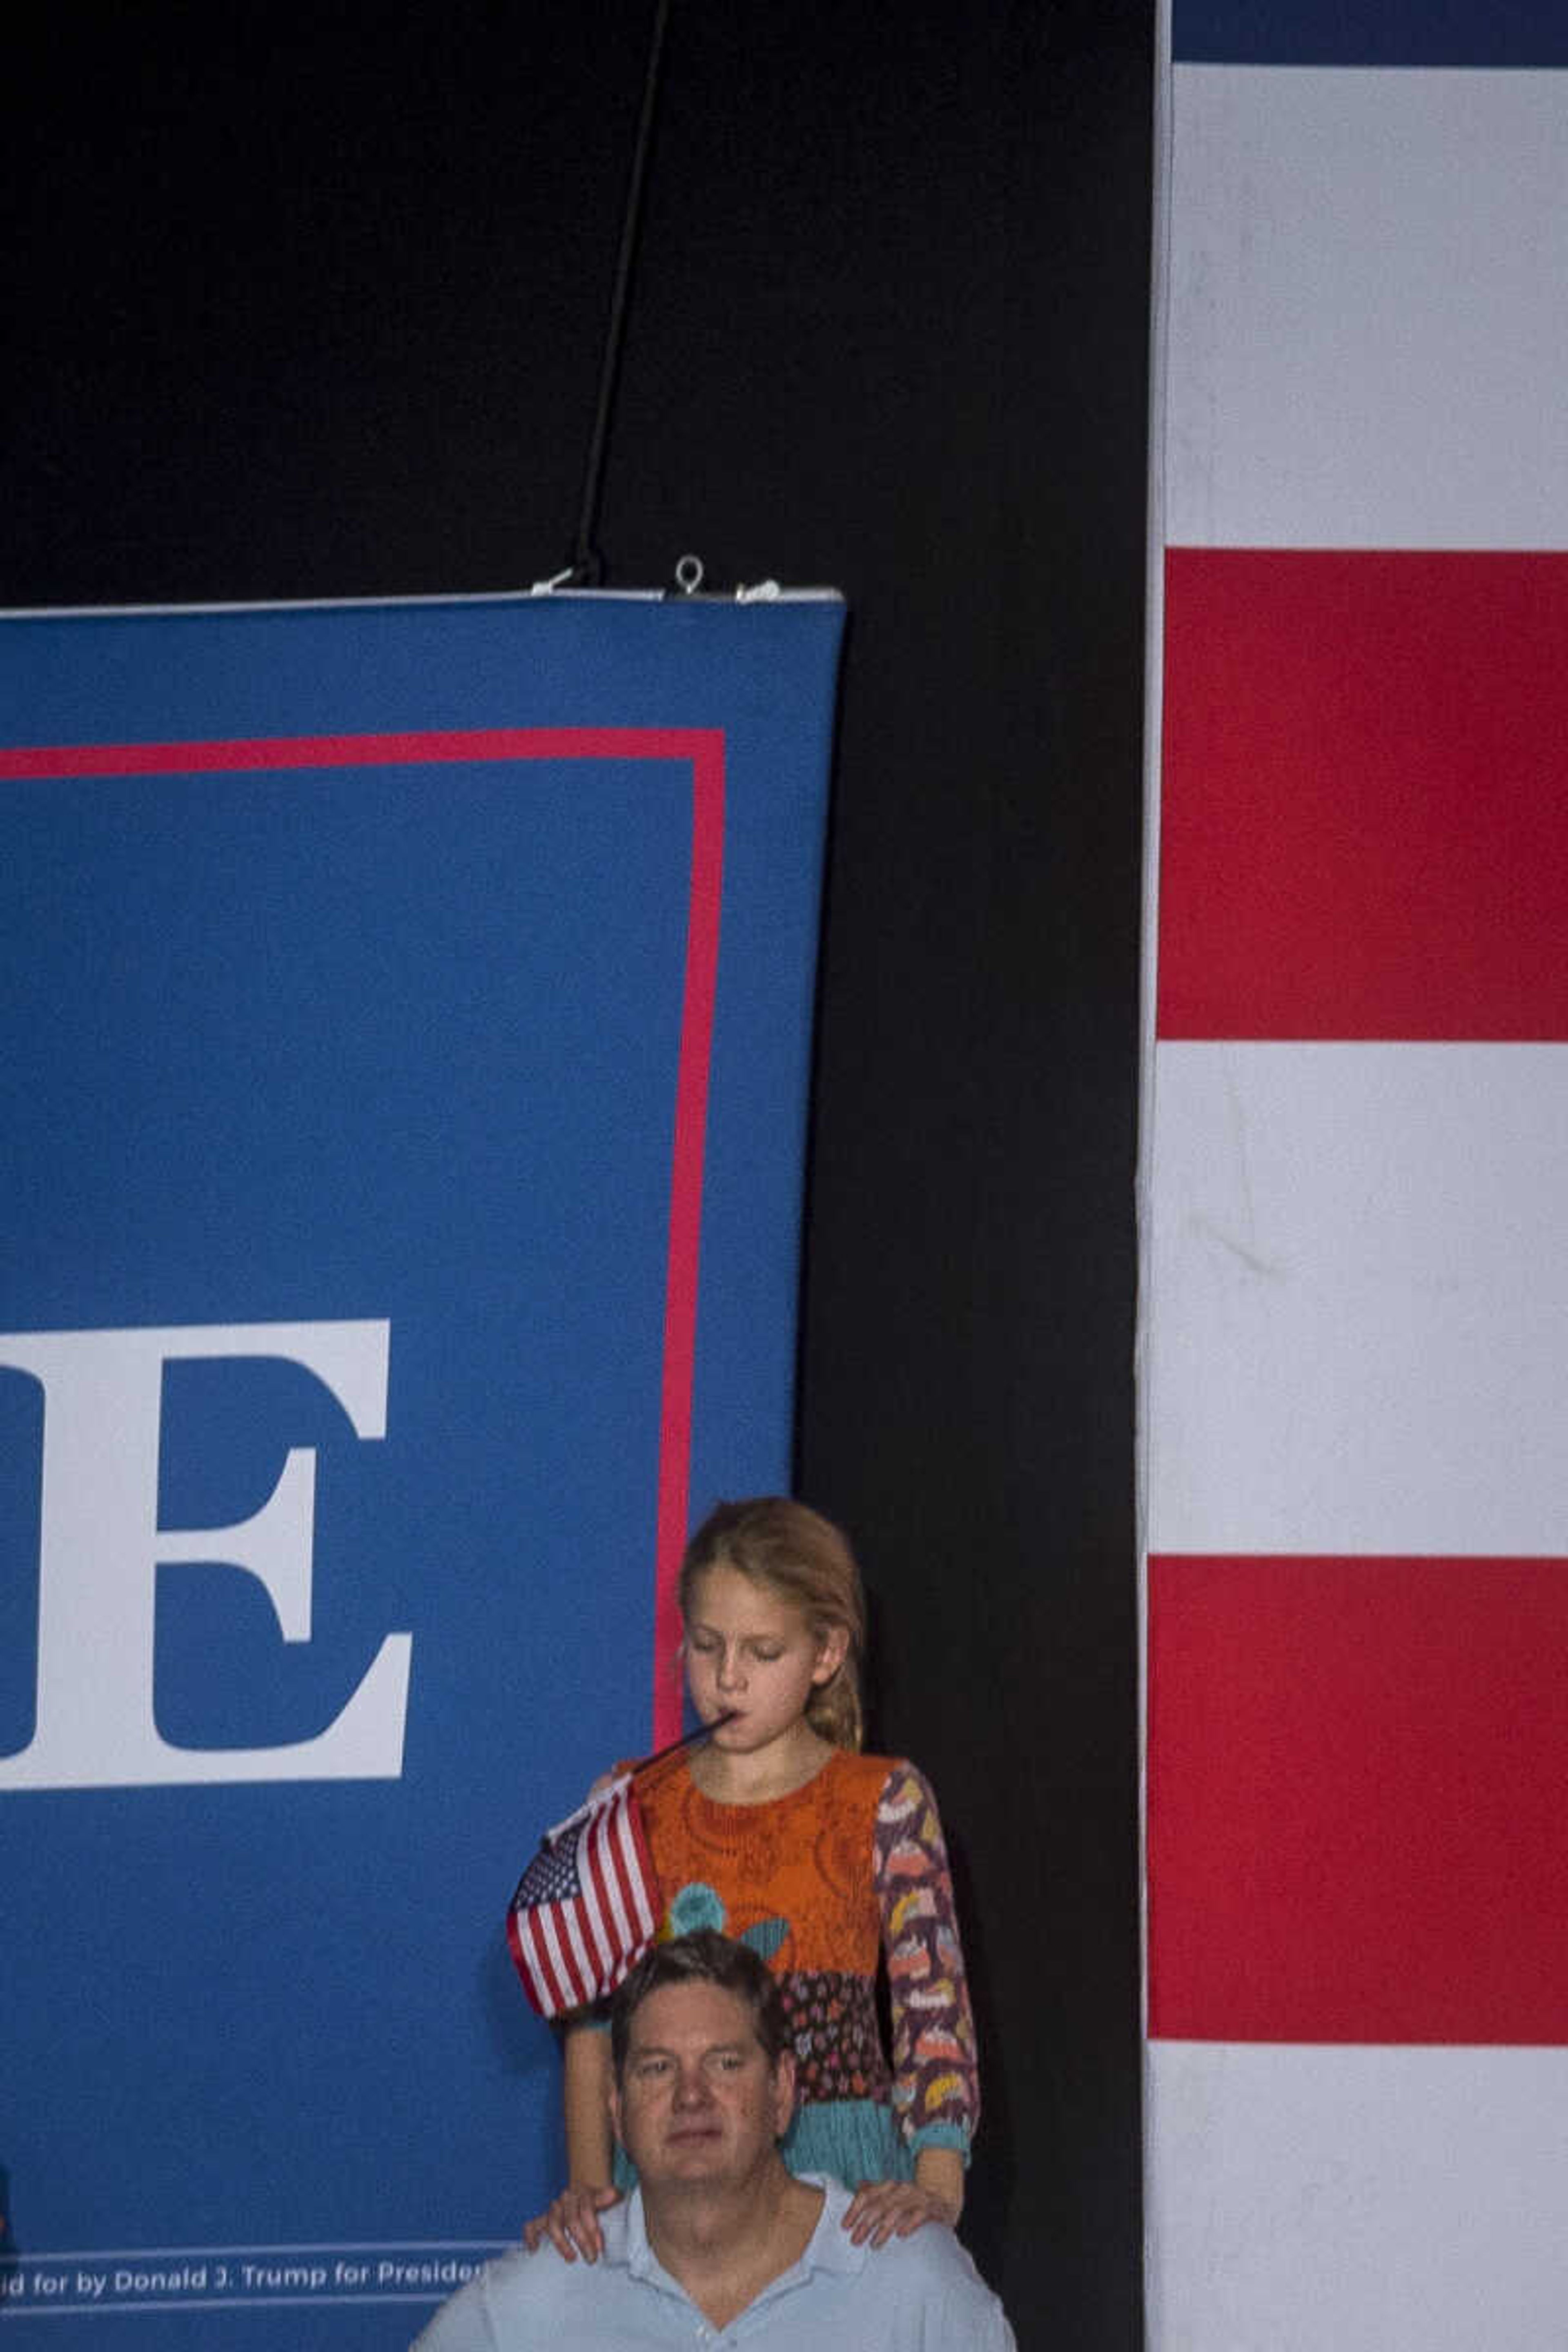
[611,1978,795,2193]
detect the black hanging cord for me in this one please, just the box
[567,0,672,587]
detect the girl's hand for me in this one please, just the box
[521,2183,622,2263]
[840,2176,962,2247]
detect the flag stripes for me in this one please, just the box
[507,1780,661,2021]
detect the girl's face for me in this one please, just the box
[682,1562,846,1754]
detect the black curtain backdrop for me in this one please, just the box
[3,6,1151,2345]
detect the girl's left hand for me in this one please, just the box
[840,2177,962,2247]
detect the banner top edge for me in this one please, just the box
[0,587,847,622]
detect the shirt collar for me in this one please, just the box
[624,2174,865,2293]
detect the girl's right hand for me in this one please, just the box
[522,2182,622,2263]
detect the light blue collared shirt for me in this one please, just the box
[410,2175,1015,2350]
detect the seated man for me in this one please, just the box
[414,1929,1014,2348]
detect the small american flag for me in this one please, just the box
[506,1773,661,2020]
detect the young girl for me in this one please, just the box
[526,1496,979,2257]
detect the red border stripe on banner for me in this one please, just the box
[0,726,722,1747]
[1148,1552,1568,2045]
[652,733,725,1744]
[1159,548,1568,1041]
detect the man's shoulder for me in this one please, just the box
[835,2210,990,2293]
[806,2185,1015,2346]
[411,2209,635,2350]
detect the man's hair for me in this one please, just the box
[609,1931,791,2080]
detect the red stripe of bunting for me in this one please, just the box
[1147,1552,1568,2043]
[1159,549,1568,1042]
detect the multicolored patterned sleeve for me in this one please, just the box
[873,1760,980,2161]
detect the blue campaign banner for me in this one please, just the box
[0,590,842,2345]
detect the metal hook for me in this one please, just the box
[674,554,705,596]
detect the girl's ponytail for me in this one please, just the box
[804,1650,863,1748]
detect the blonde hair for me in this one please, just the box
[679,1497,867,1749]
